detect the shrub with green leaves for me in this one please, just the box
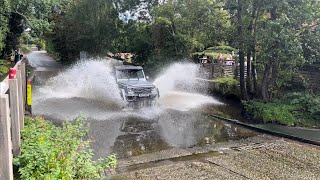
[212,77,239,95]
[0,60,10,77]
[14,116,117,179]
[206,46,238,53]
[20,45,32,54]
[244,93,320,127]
[244,101,296,126]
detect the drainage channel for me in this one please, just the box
[210,115,320,146]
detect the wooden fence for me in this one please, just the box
[0,59,27,180]
[199,63,239,79]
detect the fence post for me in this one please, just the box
[9,79,21,156]
[0,94,14,180]
[21,62,26,104]
[17,70,24,129]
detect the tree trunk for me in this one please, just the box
[260,7,279,100]
[247,0,259,96]
[246,50,252,94]
[269,51,279,99]
[252,48,258,93]
[261,62,271,100]
[237,0,248,100]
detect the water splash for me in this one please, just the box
[33,60,223,120]
[154,63,199,95]
[34,59,124,106]
[154,63,223,111]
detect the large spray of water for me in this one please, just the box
[35,59,124,105]
[33,60,223,120]
[153,63,223,111]
[154,63,199,95]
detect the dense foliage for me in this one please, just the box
[14,116,117,179]
[0,59,10,78]
[244,93,320,127]
[212,77,240,95]
[0,0,10,52]
[0,0,65,58]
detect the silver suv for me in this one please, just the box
[114,65,160,107]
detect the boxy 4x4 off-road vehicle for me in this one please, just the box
[114,65,160,108]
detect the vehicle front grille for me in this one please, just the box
[133,88,152,93]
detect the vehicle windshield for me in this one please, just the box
[116,69,145,80]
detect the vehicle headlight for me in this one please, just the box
[127,88,134,94]
[151,88,157,94]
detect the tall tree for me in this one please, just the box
[152,0,231,56]
[0,0,10,55]
[237,0,248,100]
[1,0,64,58]
[49,0,121,60]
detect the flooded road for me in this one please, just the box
[32,89,257,159]
[28,51,258,160]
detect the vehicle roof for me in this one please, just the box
[114,65,143,70]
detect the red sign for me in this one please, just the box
[9,68,17,79]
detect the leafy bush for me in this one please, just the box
[244,93,320,127]
[0,60,10,77]
[244,101,296,125]
[34,38,46,50]
[212,77,239,95]
[14,116,117,179]
[20,45,32,54]
[286,93,320,123]
[204,49,231,54]
[193,52,230,60]
[206,46,238,53]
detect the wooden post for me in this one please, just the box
[17,70,24,129]
[18,63,26,107]
[0,95,14,180]
[21,62,26,104]
[9,79,21,156]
